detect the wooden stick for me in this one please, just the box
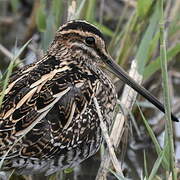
[93,97,124,178]
[96,60,143,180]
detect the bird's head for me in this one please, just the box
[48,20,178,122]
[50,20,111,67]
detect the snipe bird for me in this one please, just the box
[0,20,178,176]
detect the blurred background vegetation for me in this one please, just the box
[0,0,180,179]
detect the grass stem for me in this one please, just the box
[159,0,177,179]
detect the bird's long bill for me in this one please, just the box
[104,57,178,122]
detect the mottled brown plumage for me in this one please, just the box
[0,20,178,176]
[0,20,117,175]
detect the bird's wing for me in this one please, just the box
[0,55,98,156]
[14,78,97,160]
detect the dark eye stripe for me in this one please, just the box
[63,33,96,46]
[63,32,102,58]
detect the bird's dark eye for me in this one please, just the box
[85,37,95,45]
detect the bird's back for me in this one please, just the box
[0,52,117,175]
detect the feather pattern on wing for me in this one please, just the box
[0,55,100,157]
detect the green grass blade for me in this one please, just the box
[137,0,153,17]
[169,5,180,36]
[108,4,129,52]
[36,2,47,32]
[0,61,14,107]
[0,40,31,169]
[109,169,128,180]
[148,148,165,180]
[143,150,148,178]
[94,22,114,37]
[85,0,96,22]
[41,13,56,50]
[0,39,31,107]
[146,30,160,63]
[52,0,63,27]
[115,12,138,66]
[74,0,87,19]
[159,0,177,178]
[138,105,169,169]
[136,2,160,75]
[10,0,20,13]
[144,43,180,79]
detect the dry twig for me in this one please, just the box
[93,97,124,178]
[96,60,143,180]
[67,0,77,21]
